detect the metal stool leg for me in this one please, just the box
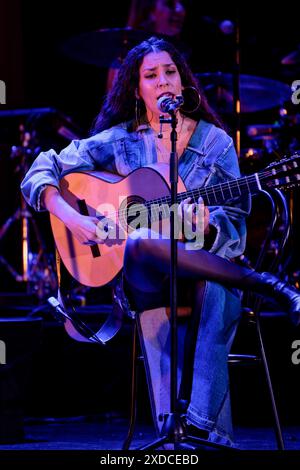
[122,321,139,450]
[256,314,285,450]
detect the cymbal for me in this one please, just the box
[281,46,300,65]
[61,27,153,68]
[196,72,291,113]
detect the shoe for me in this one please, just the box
[183,420,209,440]
[181,418,235,451]
[261,272,300,326]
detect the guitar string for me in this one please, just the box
[95,167,296,223]
[98,169,298,224]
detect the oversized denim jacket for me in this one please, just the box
[21,119,250,260]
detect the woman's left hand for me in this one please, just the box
[178,196,210,238]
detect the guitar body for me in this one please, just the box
[50,163,187,287]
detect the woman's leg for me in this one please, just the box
[183,281,240,446]
[124,231,300,324]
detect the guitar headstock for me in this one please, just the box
[262,153,300,190]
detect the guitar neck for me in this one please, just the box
[145,172,263,222]
[185,173,261,206]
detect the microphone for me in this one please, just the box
[157,95,184,114]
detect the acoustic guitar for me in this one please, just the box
[50,156,300,287]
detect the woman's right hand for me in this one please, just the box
[64,213,110,245]
[42,186,110,246]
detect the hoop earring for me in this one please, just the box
[135,98,141,127]
[181,86,201,114]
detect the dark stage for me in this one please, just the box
[1,0,300,461]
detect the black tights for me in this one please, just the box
[124,235,264,300]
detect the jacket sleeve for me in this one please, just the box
[205,144,251,259]
[20,139,99,211]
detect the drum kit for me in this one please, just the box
[0,108,82,299]
[1,27,299,298]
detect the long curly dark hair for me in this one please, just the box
[91,36,223,135]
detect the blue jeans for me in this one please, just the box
[137,281,241,447]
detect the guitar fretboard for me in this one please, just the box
[144,173,261,222]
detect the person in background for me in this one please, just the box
[21,37,300,447]
[127,0,186,38]
[106,0,188,90]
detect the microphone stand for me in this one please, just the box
[138,109,185,450]
[163,109,183,443]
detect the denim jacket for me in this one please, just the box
[21,119,250,260]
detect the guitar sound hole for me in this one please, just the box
[119,196,150,233]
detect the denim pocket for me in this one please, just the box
[123,138,144,169]
[185,158,212,189]
[114,138,144,175]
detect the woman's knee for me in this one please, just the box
[123,229,163,290]
[125,228,155,263]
